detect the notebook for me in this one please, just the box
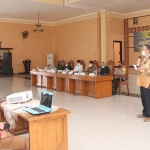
[24,90,53,115]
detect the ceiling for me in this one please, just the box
[0,0,150,23]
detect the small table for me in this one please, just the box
[0,103,71,150]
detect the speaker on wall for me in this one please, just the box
[3,52,13,75]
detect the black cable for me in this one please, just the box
[10,106,27,123]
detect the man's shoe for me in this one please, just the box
[137,114,145,118]
[144,117,150,122]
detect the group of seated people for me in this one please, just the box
[56,60,110,75]
[56,60,126,95]
[56,61,72,71]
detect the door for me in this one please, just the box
[113,41,122,66]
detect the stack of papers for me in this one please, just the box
[133,65,137,70]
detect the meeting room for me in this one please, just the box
[0,0,150,150]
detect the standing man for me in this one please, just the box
[137,44,150,122]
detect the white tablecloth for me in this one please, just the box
[1,100,59,129]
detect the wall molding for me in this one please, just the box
[0,17,55,26]
[0,12,100,26]
[54,12,100,26]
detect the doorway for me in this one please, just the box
[113,41,122,66]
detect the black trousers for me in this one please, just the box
[113,78,124,91]
[0,66,2,73]
[140,86,150,117]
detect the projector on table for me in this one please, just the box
[6,91,33,104]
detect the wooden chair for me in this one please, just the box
[118,60,129,95]
[106,60,115,75]
[93,60,99,68]
[60,60,65,68]
[81,60,86,71]
[69,60,74,70]
[93,60,99,73]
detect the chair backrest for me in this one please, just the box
[93,60,99,68]
[122,60,129,81]
[60,60,65,67]
[93,60,99,72]
[81,60,86,71]
[107,60,115,74]
[69,60,74,69]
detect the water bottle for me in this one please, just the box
[37,65,39,72]
[95,69,97,76]
[54,66,57,73]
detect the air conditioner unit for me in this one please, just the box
[47,54,54,69]
[6,91,33,104]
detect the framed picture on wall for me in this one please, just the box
[133,17,138,26]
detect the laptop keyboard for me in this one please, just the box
[31,107,46,113]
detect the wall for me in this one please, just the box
[0,22,54,73]
[54,17,101,69]
[127,16,150,66]
[107,17,124,62]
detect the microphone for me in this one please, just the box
[137,56,141,67]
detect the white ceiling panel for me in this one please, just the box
[74,0,150,13]
[0,0,150,22]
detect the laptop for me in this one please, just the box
[24,90,53,115]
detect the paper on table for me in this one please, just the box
[133,65,137,70]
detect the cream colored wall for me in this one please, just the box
[0,14,125,73]
[54,17,101,69]
[0,22,54,73]
[107,17,124,62]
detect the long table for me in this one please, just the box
[30,71,113,99]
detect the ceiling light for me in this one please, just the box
[33,14,44,33]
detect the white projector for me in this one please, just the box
[6,91,33,104]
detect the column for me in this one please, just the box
[101,10,108,63]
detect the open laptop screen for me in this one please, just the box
[40,91,53,108]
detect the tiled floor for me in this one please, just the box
[0,76,150,150]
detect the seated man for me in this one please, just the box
[73,60,83,73]
[99,62,110,75]
[86,60,96,74]
[112,61,126,95]
[64,61,72,71]
[56,61,65,70]
[0,122,29,150]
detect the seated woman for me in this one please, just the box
[99,62,110,75]
[86,61,96,74]
[73,60,83,73]
[0,122,29,150]
[64,61,72,71]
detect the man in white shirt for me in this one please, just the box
[73,60,83,72]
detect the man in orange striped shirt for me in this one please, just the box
[137,44,150,122]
